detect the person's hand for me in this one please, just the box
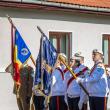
[76,77,82,83]
[44,96,49,109]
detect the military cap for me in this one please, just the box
[92,49,103,55]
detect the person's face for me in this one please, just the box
[92,52,102,62]
[80,57,84,64]
[70,59,76,67]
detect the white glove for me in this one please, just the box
[76,77,84,83]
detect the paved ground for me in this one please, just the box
[0,72,110,110]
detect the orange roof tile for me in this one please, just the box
[48,0,110,8]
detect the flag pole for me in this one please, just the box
[11,23,14,72]
[59,55,89,96]
[30,55,36,67]
[37,26,50,110]
[37,26,89,96]
[6,15,16,29]
[6,15,36,67]
[37,26,46,90]
[37,26,46,36]
[40,35,44,90]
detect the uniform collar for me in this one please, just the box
[95,60,102,65]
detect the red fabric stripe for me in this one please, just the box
[13,63,20,85]
[90,65,96,75]
[90,62,102,75]
[63,68,68,73]
[57,96,59,110]
[67,67,88,88]
[56,67,64,80]
[104,97,107,110]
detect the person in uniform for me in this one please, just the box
[5,64,23,110]
[77,49,109,110]
[106,67,110,91]
[76,53,89,110]
[19,64,34,110]
[102,64,110,106]
[49,53,68,110]
[64,53,88,110]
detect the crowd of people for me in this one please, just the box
[5,49,110,110]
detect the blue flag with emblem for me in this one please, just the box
[34,34,57,95]
[13,29,31,84]
[15,29,31,64]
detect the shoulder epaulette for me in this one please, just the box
[97,63,105,69]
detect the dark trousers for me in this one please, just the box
[89,96,107,110]
[33,95,45,110]
[67,96,80,110]
[49,95,68,110]
[82,103,87,110]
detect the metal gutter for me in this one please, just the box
[25,0,110,13]
[0,0,110,15]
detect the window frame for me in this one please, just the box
[103,34,110,67]
[49,31,72,62]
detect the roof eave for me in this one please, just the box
[0,1,110,15]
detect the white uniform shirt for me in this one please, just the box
[78,64,89,110]
[66,67,81,97]
[51,66,66,96]
[85,62,109,97]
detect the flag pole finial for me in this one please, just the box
[6,15,16,29]
[37,26,46,37]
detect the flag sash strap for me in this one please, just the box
[67,67,88,88]
[59,55,89,96]
[56,67,64,80]
[90,62,102,76]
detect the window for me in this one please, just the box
[49,32,72,62]
[103,34,110,66]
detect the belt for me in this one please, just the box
[67,94,79,98]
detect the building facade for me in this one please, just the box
[1,0,110,71]
[0,0,110,109]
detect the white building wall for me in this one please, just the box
[1,8,110,71]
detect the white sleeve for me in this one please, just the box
[52,76,56,86]
[78,84,88,110]
[52,69,61,86]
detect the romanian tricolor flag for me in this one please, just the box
[13,29,31,85]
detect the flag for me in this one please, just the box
[13,29,31,85]
[34,35,57,95]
